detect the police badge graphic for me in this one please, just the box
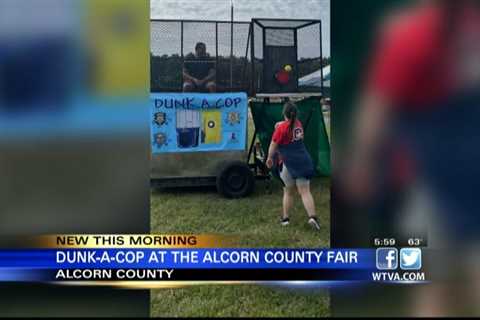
[154,133,168,147]
[154,112,167,126]
[227,112,240,126]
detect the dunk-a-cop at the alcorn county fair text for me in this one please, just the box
[150,18,330,198]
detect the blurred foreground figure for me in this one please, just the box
[345,0,480,316]
[0,0,150,316]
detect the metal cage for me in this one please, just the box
[151,19,252,94]
[251,18,325,97]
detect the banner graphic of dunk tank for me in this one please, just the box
[151,93,248,153]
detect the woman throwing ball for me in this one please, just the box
[266,102,320,230]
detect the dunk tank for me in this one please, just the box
[150,18,330,198]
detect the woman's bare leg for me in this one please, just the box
[283,186,295,220]
[297,183,316,218]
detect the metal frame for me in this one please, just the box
[151,18,250,24]
[216,22,219,86]
[151,19,252,93]
[247,18,326,182]
[252,18,321,29]
[250,18,324,97]
[151,18,324,95]
[255,92,323,98]
[294,28,299,92]
[250,22,256,96]
[319,22,324,95]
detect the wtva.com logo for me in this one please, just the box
[376,248,422,270]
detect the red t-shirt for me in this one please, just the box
[272,120,304,145]
[367,3,480,110]
[366,3,480,186]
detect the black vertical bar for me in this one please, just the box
[216,22,219,58]
[181,21,184,58]
[247,129,257,165]
[294,28,299,92]
[216,22,219,88]
[230,4,234,90]
[320,21,324,96]
[181,21,184,92]
[262,26,266,93]
[250,21,256,96]
[242,23,252,92]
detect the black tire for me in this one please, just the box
[216,161,255,198]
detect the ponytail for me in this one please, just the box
[283,101,298,134]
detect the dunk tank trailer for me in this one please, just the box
[150,20,254,198]
[150,18,330,198]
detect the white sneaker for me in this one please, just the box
[280,218,290,226]
[308,217,320,231]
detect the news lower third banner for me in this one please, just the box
[0,235,428,288]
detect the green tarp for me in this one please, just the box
[250,97,331,176]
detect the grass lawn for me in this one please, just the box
[151,284,330,318]
[150,177,330,317]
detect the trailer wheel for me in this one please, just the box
[216,161,255,198]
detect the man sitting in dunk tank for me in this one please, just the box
[183,42,216,93]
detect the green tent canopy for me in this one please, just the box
[250,97,331,176]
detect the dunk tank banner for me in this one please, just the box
[151,93,248,153]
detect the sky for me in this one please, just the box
[151,0,330,57]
